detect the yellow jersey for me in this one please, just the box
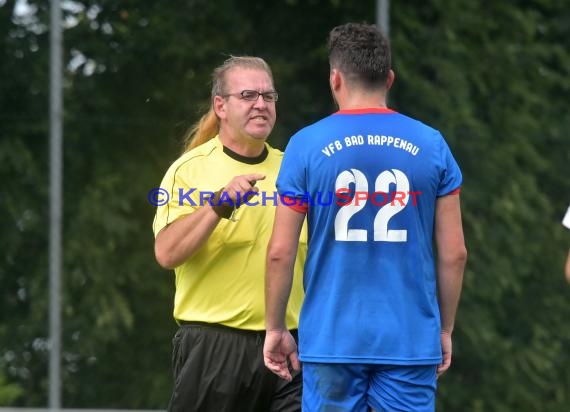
[153,136,306,330]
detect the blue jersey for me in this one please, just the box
[277,108,462,364]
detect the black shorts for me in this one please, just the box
[168,322,301,412]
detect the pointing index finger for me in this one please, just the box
[245,173,265,185]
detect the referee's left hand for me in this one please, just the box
[263,329,300,381]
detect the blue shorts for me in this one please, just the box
[302,362,437,412]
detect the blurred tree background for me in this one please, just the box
[1,0,569,410]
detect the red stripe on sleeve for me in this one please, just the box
[447,187,461,196]
[280,195,308,214]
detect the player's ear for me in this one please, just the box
[386,69,395,90]
[330,69,341,92]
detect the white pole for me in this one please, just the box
[376,0,390,38]
[49,0,63,409]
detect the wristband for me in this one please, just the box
[210,189,236,219]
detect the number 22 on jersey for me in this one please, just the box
[334,168,410,242]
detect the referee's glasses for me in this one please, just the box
[221,90,279,103]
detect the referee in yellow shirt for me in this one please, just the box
[153,56,306,411]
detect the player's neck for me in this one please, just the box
[338,99,388,111]
[336,90,388,111]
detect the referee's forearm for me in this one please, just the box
[154,205,220,269]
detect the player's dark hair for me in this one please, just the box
[328,23,391,89]
[183,56,274,152]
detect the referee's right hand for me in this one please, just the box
[222,173,265,205]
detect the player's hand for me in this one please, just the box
[222,173,265,205]
[437,330,452,377]
[263,329,300,381]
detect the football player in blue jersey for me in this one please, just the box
[264,23,467,412]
